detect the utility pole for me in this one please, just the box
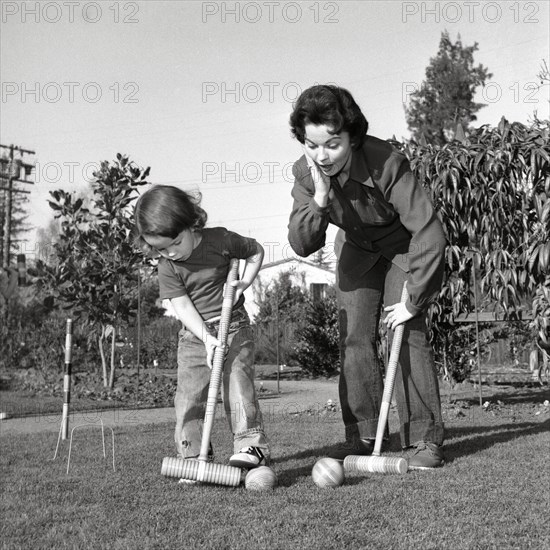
[0,144,35,268]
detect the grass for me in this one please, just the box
[1,384,549,550]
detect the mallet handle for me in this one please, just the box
[373,282,408,457]
[198,258,240,462]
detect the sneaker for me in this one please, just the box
[407,441,444,470]
[327,438,376,461]
[229,446,266,469]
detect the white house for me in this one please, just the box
[243,257,336,321]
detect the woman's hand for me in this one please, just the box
[310,162,331,196]
[304,147,332,206]
[383,302,414,331]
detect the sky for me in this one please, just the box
[1,0,549,265]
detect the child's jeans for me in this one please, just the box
[174,311,269,458]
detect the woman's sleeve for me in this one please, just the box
[287,162,331,257]
[383,156,447,315]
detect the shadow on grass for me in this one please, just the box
[271,417,550,474]
[273,461,366,487]
[485,385,549,405]
[449,384,549,407]
[274,429,406,457]
[444,418,550,463]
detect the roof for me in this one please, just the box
[260,257,335,274]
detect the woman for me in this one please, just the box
[287,85,446,469]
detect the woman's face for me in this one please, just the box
[143,229,197,262]
[303,124,352,177]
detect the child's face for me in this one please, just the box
[143,229,197,262]
[303,124,352,177]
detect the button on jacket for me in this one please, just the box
[287,135,447,315]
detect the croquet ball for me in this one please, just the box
[312,458,345,488]
[245,466,277,491]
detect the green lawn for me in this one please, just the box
[1,386,549,550]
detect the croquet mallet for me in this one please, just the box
[161,258,245,487]
[343,282,409,475]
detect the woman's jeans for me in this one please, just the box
[174,315,268,458]
[337,255,444,447]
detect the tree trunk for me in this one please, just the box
[529,347,539,372]
[136,270,141,391]
[98,329,108,387]
[109,326,116,389]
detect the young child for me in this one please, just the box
[133,184,269,470]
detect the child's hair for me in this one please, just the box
[133,185,207,254]
[289,85,368,150]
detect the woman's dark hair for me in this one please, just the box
[289,85,368,149]
[132,185,207,254]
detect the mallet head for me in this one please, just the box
[344,455,408,475]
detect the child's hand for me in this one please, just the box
[204,334,222,369]
[229,280,248,305]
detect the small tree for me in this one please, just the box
[36,154,150,387]
[310,245,336,271]
[405,31,492,145]
[292,288,340,377]
[537,59,549,90]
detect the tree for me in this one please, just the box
[405,31,492,145]
[254,271,309,364]
[36,154,150,388]
[35,218,61,262]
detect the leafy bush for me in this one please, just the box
[395,117,550,381]
[135,316,181,369]
[0,290,101,376]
